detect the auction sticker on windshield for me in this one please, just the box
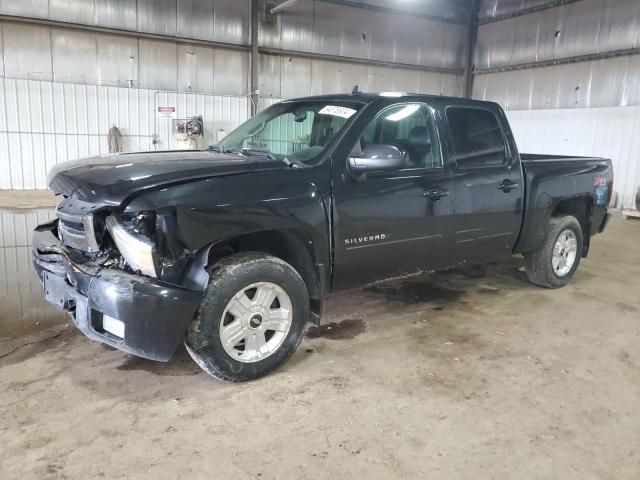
[318,105,357,119]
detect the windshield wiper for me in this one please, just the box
[240,148,277,161]
[207,144,225,153]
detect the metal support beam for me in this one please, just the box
[464,0,480,98]
[259,47,464,76]
[250,0,260,115]
[1,11,466,102]
[0,14,250,52]
[474,47,640,75]
[478,0,584,25]
[270,0,300,14]
[318,0,468,25]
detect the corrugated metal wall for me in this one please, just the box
[475,0,640,208]
[473,55,640,110]
[0,0,470,189]
[0,78,250,189]
[478,0,561,20]
[0,0,251,45]
[0,21,250,94]
[259,55,463,100]
[259,2,467,71]
[474,0,640,109]
[477,0,640,70]
[507,106,640,209]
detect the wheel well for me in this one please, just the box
[207,230,323,324]
[551,196,593,256]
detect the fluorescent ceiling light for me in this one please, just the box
[379,92,404,97]
[385,104,420,122]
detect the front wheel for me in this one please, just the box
[185,252,310,382]
[524,215,584,288]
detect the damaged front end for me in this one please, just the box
[32,197,203,361]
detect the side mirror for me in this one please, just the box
[348,144,405,174]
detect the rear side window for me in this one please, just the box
[446,107,507,168]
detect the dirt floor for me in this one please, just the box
[1,211,639,480]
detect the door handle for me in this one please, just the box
[423,187,449,201]
[497,180,519,192]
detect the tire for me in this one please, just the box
[524,215,584,288]
[185,252,310,382]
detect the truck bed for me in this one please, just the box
[514,153,613,255]
[520,153,604,163]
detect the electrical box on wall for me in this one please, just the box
[173,116,204,150]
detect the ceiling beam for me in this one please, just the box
[478,0,585,25]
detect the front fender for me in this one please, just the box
[124,168,331,292]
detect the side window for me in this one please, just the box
[356,103,442,169]
[446,107,507,168]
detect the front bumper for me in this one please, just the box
[32,221,203,361]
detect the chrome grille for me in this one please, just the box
[55,198,100,252]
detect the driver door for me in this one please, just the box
[331,103,455,291]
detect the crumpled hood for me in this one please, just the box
[48,150,287,206]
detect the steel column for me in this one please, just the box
[464,0,480,98]
[250,0,260,115]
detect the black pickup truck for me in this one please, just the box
[32,93,613,381]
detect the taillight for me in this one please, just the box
[594,175,614,204]
[593,176,606,187]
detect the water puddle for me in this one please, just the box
[0,209,67,341]
[366,281,466,305]
[306,318,366,340]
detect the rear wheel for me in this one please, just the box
[524,215,584,288]
[185,252,309,382]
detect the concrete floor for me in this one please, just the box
[1,208,639,480]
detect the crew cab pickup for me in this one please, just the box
[32,93,613,381]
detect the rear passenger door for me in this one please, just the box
[445,105,523,263]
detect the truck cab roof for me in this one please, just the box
[283,92,501,110]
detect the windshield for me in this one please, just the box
[219,100,363,165]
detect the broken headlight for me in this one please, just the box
[106,215,157,277]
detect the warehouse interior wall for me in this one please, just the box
[473,0,640,209]
[0,0,471,190]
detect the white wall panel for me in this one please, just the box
[473,55,640,109]
[96,34,139,87]
[0,78,250,190]
[138,39,178,91]
[137,0,177,36]
[476,0,640,70]
[212,49,249,96]
[95,0,138,31]
[507,107,640,209]
[263,0,467,71]
[213,0,250,45]
[178,44,215,93]
[0,0,49,18]
[3,23,53,81]
[1,21,250,94]
[178,0,215,41]
[51,29,99,84]
[49,0,94,25]
[260,55,465,101]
